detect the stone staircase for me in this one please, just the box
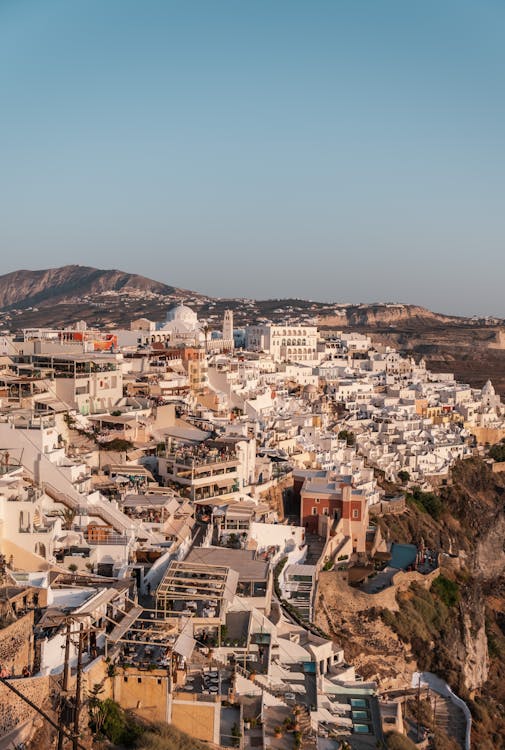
[433,695,467,749]
[44,482,137,537]
[304,534,325,565]
[234,663,288,705]
[297,706,317,749]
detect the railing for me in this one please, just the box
[85,533,129,546]
[0,463,23,476]
[43,482,80,510]
[44,482,132,534]
[167,452,238,468]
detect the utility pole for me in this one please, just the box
[0,676,85,750]
[416,675,421,742]
[57,619,72,750]
[56,615,99,750]
[72,622,84,750]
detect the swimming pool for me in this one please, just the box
[390,542,417,570]
[350,698,368,708]
[353,723,371,734]
[352,710,370,720]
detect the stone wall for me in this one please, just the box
[319,565,441,613]
[0,612,33,675]
[0,674,50,738]
[369,497,406,516]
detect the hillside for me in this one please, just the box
[316,458,505,749]
[0,265,182,309]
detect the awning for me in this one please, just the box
[107,605,143,643]
[174,629,196,660]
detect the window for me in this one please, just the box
[312,507,318,515]
[137,677,142,684]
[352,509,359,519]
[315,498,320,503]
[323,508,329,516]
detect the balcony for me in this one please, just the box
[166,449,238,469]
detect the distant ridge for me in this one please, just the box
[0,265,182,309]
[0,264,495,330]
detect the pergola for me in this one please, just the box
[155,560,238,620]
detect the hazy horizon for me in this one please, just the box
[0,261,497,319]
[1,1,504,318]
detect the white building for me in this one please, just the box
[157,303,205,346]
[245,324,318,362]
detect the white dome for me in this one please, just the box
[482,379,495,396]
[166,303,198,326]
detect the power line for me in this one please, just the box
[0,675,86,750]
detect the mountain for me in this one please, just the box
[1,264,505,396]
[0,265,181,310]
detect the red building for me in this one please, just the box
[299,471,368,554]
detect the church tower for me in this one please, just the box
[223,309,234,350]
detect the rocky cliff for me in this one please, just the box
[316,458,505,748]
[317,303,461,329]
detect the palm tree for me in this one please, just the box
[202,323,210,352]
[57,507,76,530]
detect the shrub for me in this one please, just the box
[135,721,209,749]
[274,557,288,598]
[431,575,460,608]
[489,442,505,462]
[407,487,443,520]
[385,730,418,750]
[100,699,141,745]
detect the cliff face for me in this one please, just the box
[431,580,490,694]
[0,265,179,309]
[317,459,505,747]
[474,512,505,579]
[461,599,489,692]
[317,303,459,329]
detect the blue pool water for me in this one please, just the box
[390,543,417,570]
[350,699,367,708]
[352,710,369,720]
[353,724,371,734]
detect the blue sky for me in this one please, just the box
[1,0,504,315]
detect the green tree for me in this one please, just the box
[338,429,356,447]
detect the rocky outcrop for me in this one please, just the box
[436,583,490,694]
[461,606,489,692]
[474,512,505,580]
[317,303,460,329]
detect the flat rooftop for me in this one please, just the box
[186,546,270,582]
